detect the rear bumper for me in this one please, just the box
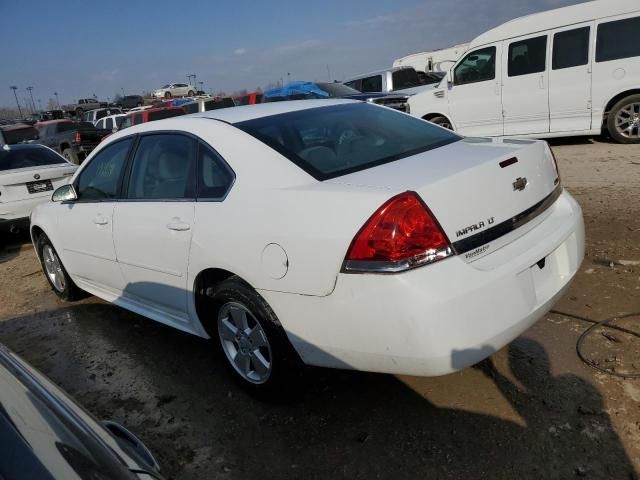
[260,190,585,376]
[1,196,50,223]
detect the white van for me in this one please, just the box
[408,0,640,143]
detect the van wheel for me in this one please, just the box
[37,234,83,301]
[607,94,640,144]
[428,115,453,131]
[209,276,304,399]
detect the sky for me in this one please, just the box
[0,0,584,108]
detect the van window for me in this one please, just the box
[508,36,547,77]
[596,16,640,63]
[453,46,496,85]
[360,75,382,93]
[553,27,589,70]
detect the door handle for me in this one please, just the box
[93,216,109,225]
[539,75,545,89]
[166,220,191,231]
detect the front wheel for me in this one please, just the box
[164,91,172,99]
[607,94,640,144]
[428,115,454,131]
[209,277,303,399]
[187,90,194,97]
[37,234,83,301]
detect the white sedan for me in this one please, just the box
[152,83,195,99]
[30,100,584,396]
[1,144,76,234]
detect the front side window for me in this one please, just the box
[596,16,640,63]
[508,36,547,77]
[126,134,196,200]
[553,27,590,70]
[198,145,234,199]
[454,46,496,85]
[236,102,459,180]
[360,76,382,93]
[76,138,132,201]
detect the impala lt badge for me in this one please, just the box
[512,177,528,191]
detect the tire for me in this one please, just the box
[75,108,83,118]
[208,276,304,399]
[428,115,454,131]
[164,91,172,99]
[37,234,83,301]
[607,94,640,144]
[62,148,80,165]
[187,90,194,97]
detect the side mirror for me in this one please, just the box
[52,184,78,202]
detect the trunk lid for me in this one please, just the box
[0,164,76,202]
[332,137,560,262]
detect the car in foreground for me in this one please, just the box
[152,83,195,99]
[30,100,584,397]
[0,342,162,479]
[0,144,76,233]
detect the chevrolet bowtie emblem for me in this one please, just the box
[512,177,528,191]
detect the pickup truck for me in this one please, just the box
[34,120,110,164]
[61,98,108,117]
[343,66,444,95]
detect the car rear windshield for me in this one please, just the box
[0,146,67,171]
[235,102,459,180]
[148,109,185,121]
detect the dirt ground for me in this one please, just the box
[1,137,639,480]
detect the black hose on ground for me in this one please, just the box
[549,309,640,379]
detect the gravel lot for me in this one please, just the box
[1,137,639,479]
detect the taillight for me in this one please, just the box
[75,132,81,143]
[342,191,453,273]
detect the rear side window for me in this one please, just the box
[391,69,420,90]
[76,138,132,201]
[126,134,196,200]
[0,146,67,171]
[553,27,590,70]
[596,16,640,62]
[198,144,234,199]
[454,46,496,85]
[508,35,547,76]
[236,102,459,181]
[104,118,113,130]
[344,80,361,91]
[360,75,382,92]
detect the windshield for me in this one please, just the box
[1,126,39,144]
[161,84,170,88]
[0,145,68,170]
[236,102,459,180]
[316,82,361,97]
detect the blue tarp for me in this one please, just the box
[263,82,330,99]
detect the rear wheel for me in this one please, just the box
[62,148,80,165]
[187,90,194,97]
[164,91,172,99]
[209,277,304,399]
[607,94,640,144]
[37,234,83,301]
[428,115,453,131]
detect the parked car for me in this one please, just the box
[82,107,123,124]
[409,0,640,143]
[61,98,108,117]
[0,144,76,233]
[0,342,162,479]
[30,100,584,397]
[34,120,110,164]
[116,106,186,131]
[116,95,145,109]
[29,110,65,122]
[95,114,126,132]
[343,66,444,94]
[0,123,39,146]
[152,83,195,99]
[181,97,236,113]
[234,91,263,105]
[263,81,411,112]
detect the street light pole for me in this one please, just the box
[10,86,23,117]
[54,92,60,108]
[198,81,203,93]
[27,86,36,112]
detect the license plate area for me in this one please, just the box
[26,179,53,194]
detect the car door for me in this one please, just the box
[112,133,197,320]
[57,137,133,293]
[501,33,550,135]
[548,23,593,132]
[448,45,503,136]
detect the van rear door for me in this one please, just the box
[501,32,550,135]
[549,22,594,133]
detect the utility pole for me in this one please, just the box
[54,92,60,108]
[38,99,42,111]
[26,86,36,112]
[198,81,203,93]
[10,86,23,117]
[326,64,332,81]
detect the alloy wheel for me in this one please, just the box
[42,244,66,292]
[218,302,272,384]
[615,102,640,140]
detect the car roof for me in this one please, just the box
[34,119,72,126]
[190,99,358,123]
[343,66,414,82]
